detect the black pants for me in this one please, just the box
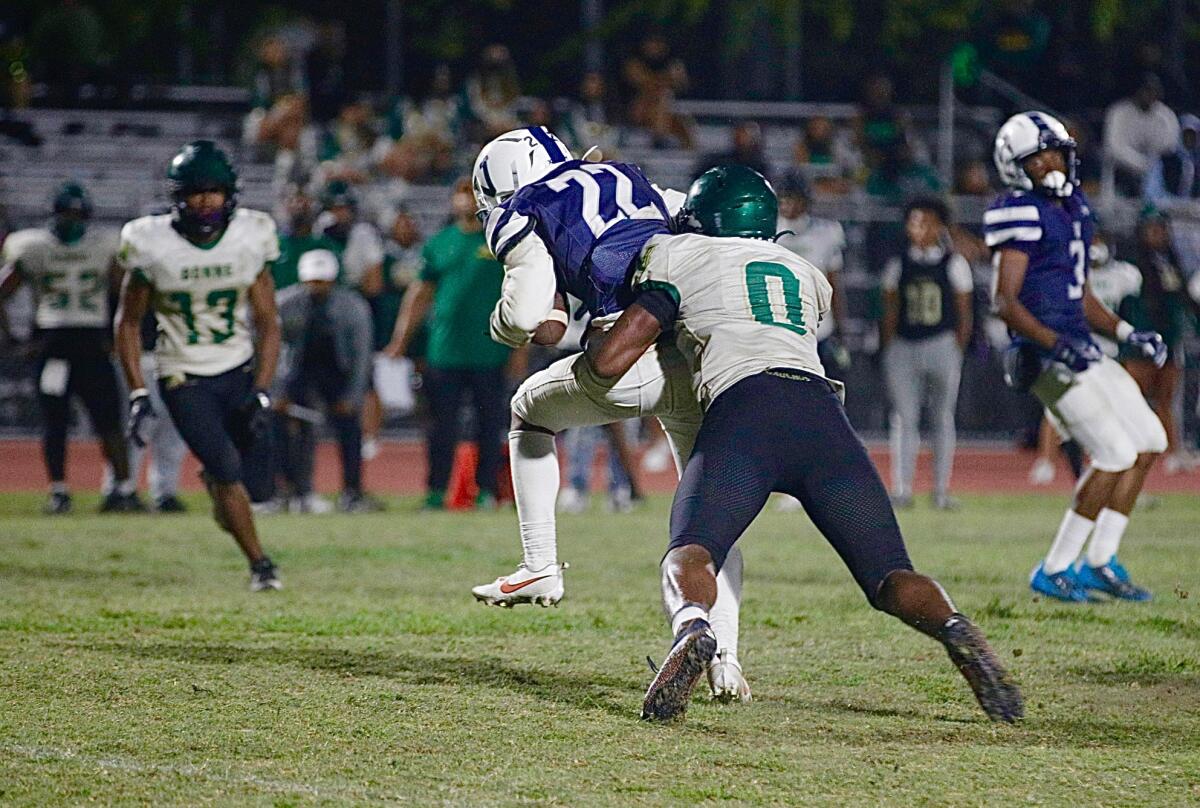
[423,366,507,496]
[669,369,914,605]
[35,329,122,482]
[159,362,271,502]
[284,369,363,495]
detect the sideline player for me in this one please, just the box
[584,165,1022,723]
[467,127,750,702]
[0,182,141,514]
[114,141,283,591]
[987,112,1167,603]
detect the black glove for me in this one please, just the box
[1051,335,1101,374]
[127,391,156,448]
[227,390,270,452]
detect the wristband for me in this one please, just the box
[1115,321,1135,342]
[129,388,149,401]
[543,310,569,327]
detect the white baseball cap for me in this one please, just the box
[297,249,339,282]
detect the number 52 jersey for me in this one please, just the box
[633,233,835,410]
[119,208,279,378]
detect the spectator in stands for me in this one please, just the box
[880,197,973,511]
[1103,73,1180,197]
[378,63,461,188]
[276,249,379,512]
[865,139,941,202]
[274,187,338,290]
[384,179,512,510]
[973,0,1051,91]
[1145,114,1200,203]
[693,121,768,179]
[954,160,992,197]
[791,116,861,194]
[1127,208,1200,472]
[257,93,321,192]
[623,33,694,149]
[248,34,305,112]
[360,206,425,459]
[559,71,621,158]
[318,96,378,186]
[854,74,913,168]
[464,44,522,141]
[315,180,384,290]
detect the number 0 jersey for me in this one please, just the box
[119,208,279,378]
[984,188,1095,353]
[2,227,119,329]
[633,233,834,410]
[485,159,673,319]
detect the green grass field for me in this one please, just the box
[1,492,1198,806]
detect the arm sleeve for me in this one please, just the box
[880,257,902,291]
[632,287,680,330]
[948,254,974,293]
[983,201,1042,253]
[490,231,557,345]
[486,205,536,261]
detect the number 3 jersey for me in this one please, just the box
[2,227,119,330]
[983,188,1095,353]
[118,208,279,377]
[485,159,673,318]
[633,233,834,410]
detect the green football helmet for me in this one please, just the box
[680,165,778,239]
[167,140,238,240]
[51,181,92,243]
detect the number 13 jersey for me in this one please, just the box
[984,188,1095,354]
[119,208,279,377]
[633,233,834,410]
[485,159,673,319]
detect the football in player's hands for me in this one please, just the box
[1127,330,1167,368]
[1051,335,1101,373]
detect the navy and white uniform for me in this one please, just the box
[985,190,1165,471]
[488,158,701,473]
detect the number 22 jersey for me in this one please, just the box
[984,188,1095,354]
[118,208,279,378]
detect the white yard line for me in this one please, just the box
[4,744,412,803]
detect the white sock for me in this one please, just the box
[1044,510,1094,574]
[116,478,136,496]
[50,481,69,495]
[1086,509,1129,568]
[509,430,559,570]
[671,604,710,637]
[708,545,743,658]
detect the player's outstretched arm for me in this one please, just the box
[114,270,151,392]
[992,248,1058,349]
[585,302,664,381]
[248,268,281,391]
[490,235,557,347]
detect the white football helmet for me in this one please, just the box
[993,111,1078,198]
[471,126,571,218]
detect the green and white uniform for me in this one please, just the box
[3,227,118,329]
[1087,257,1141,357]
[632,232,835,410]
[119,209,279,378]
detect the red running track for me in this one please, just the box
[0,438,1196,495]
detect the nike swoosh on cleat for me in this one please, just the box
[498,575,552,594]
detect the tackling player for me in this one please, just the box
[987,112,1167,603]
[584,166,1022,724]
[0,182,140,514]
[114,141,283,591]
[467,127,750,702]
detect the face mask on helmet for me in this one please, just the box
[174,188,235,240]
[52,214,87,243]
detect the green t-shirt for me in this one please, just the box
[420,224,510,369]
[274,233,341,290]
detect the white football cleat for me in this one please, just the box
[471,562,568,607]
[707,650,751,703]
[1027,457,1056,485]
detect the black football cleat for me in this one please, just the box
[249,557,282,592]
[44,491,72,515]
[939,614,1024,723]
[641,619,717,722]
[155,495,187,513]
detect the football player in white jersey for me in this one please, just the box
[584,166,1022,724]
[114,141,284,591]
[0,182,140,514]
[467,127,750,703]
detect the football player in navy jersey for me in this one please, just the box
[987,112,1168,603]
[467,127,750,703]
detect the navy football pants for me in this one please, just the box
[669,369,913,606]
